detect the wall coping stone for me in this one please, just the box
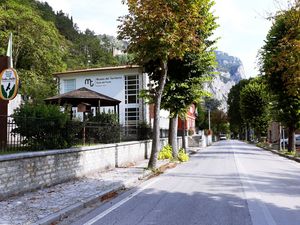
[0,139,154,162]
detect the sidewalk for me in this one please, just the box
[265,147,300,163]
[0,158,174,225]
[0,154,184,225]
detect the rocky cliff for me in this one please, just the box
[205,51,246,112]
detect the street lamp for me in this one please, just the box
[208,109,211,131]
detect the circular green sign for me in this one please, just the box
[0,68,19,100]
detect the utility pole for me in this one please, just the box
[279,123,282,151]
[208,109,211,131]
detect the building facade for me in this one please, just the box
[54,65,170,129]
[178,104,197,135]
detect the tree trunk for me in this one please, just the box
[287,126,295,152]
[182,119,187,152]
[169,114,178,158]
[148,60,168,169]
[168,119,172,144]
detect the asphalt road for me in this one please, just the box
[70,140,300,225]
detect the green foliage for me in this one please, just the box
[86,112,121,144]
[12,103,81,150]
[260,2,300,98]
[0,0,67,102]
[196,104,208,130]
[137,121,152,140]
[259,1,300,150]
[19,70,58,103]
[118,0,216,63]
[239,78,270,138]
[68,29,119,70]
[88,112,119,125]
[227,79,251,137]
[204,97,221,111]
[210,109,229,135]
[162,77,211,118]
[0,0,125,102]
[158,145,190,162]
[158,144,173,160]
[119,0,218,168]
[178,148,189,162]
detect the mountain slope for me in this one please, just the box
[206,51,246,112]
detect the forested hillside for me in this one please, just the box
[0,0,124,101]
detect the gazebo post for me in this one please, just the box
[82,112,86,146]
[98,100,101,114]
[117,104,120,123]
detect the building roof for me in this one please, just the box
[45,87,121,107]
[54,65,142,77]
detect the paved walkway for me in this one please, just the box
[0,158,172,225]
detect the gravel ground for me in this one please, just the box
[0,159,169,225]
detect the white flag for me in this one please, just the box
[6,33,13,68]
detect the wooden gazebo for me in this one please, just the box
[45,87,121,118]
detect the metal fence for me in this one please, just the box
[0,116,26,152]
[0,116,167,153]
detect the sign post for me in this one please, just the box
[0,56,9,148]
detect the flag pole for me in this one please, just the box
[6,33,13,68]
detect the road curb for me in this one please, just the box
[34,162,170,225]
[34,185,125,225]
[259,146,300,163]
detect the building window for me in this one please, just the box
[64,79,76,93]
[125,107,139,128]
[125,75,139,104]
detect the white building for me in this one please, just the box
[54,65,169,129]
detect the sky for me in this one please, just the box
[38,0,288,78]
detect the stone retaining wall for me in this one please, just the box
[0,138,177,199]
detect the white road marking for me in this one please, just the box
[82,178,159,225]
[233,144,277,225]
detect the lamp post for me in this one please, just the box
[208,109,211,131]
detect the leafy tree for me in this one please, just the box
[161,1,218,155]
[204,96,221,111]
[118,0,212,168]
[55,10,79,42]
[239,78,270,140]
[0,0,67,101]
[201,97,228,137]
[196,103,208,130]
[260,1,300,151]
[227,79,251,138]
[163,76,210,155]
[163,53,216,154]
[210,109,229,136]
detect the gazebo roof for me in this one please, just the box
[45,87,121,107]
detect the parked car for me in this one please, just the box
[280,134,300,147]
[219,134,227,140]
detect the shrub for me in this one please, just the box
[86,112,121,144]
[12,103,81,150]
[137,121,152,140]
[158,144,173,160]
[188,129,194,136]
[88,112,119,125]
[178,148,189,162]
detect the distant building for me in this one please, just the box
[178,104,197,135]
